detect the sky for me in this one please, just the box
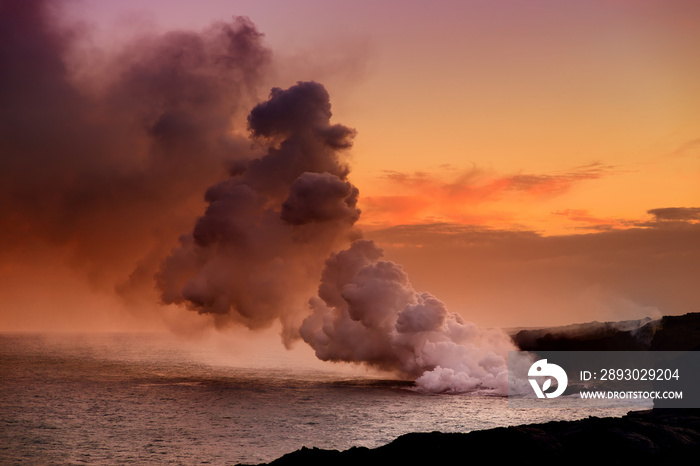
[0,0,698,336]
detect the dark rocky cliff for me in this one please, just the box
[513,312,700,352]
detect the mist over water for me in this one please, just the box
[1,334,632,464]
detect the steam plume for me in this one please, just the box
[157,82,360,344]
[2,0,514,391]
[300,240,514,393]
[0,0,271,298]
[159,81,514,391]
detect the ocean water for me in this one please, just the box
[1,333,633,465]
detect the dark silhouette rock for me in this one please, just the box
[244,409,700,466]
[650,313,700,351]
[512,312,700,352]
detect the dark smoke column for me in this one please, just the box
[157,82,360,345]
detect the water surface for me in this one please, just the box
[0,333,633,464]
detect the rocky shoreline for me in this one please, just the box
[245,409,700,466]
[246,313,700,465]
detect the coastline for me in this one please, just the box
[248,408,700,466]
[249,313,700,465]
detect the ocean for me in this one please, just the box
[1,333,634,465]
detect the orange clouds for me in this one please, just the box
[360,163,616,228]
[551,209,637,231]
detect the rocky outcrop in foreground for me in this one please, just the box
[247,409,700,466]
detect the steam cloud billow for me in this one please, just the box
[2,0,514,392]
[300,240,515,393]
[157,82,361,344]
[0,0,271,299]
[160,81,515,392]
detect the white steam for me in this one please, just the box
[300,240,516,393]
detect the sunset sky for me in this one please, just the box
[70,0,700,232]
[1,0,698,334]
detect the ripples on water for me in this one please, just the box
[0,333,633,464]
